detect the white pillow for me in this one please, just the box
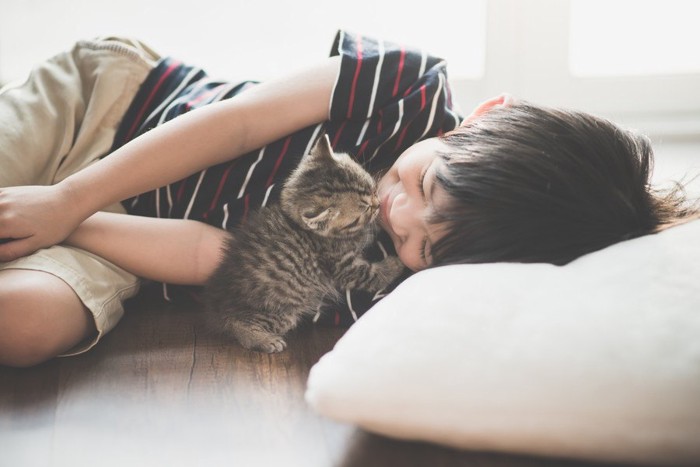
[306,219,700,465]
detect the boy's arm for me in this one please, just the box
[0,55,340,261]
[64,212,228,285]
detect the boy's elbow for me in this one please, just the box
[195,224,228,285]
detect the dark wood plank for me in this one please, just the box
[0,287,634,467]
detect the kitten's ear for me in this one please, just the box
[302,208,333,231]
[308,133,335,162]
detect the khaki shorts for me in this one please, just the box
[0,37,159,355]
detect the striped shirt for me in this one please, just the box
[111,30,463,326]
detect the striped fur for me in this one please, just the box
[204,135,405,353]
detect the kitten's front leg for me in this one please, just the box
[217,313,289,353]
[337,255,405,293]
[371,255,406,290]
[233,323,288,353]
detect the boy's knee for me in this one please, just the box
[0,309,58,367]
[0,270,92,367]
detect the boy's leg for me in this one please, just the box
[0,244,141,365]
[0,36,159,187]
[0,38,160,365]
[0,269,94,367]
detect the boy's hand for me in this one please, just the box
[0,184,84,262]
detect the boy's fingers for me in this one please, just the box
[0,237,36,263]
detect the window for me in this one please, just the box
[450,0,700,137]
[570,0,700,77]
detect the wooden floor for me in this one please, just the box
[1,286,633,467]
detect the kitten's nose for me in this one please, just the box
[371,195,380,211]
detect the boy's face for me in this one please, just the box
[377,94,513,270]
[377,138,450,271]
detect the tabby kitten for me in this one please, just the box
[204,134,405,353]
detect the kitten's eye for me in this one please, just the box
[344,217,360,230]
[304,208,334,219]
[303,209,323,219]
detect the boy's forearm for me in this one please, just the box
[60,56,339,219]
[61,103,246,219]
[65,212,227,285]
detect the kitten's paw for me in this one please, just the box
[251,336,288,354]
[377,255,406,284]
[385,255,406,276]
[236,331,288,353]
[226,324,289,353]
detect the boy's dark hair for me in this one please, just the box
[431,101,698,266]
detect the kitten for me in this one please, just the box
[204,134,405,353]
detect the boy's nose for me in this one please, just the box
[390,192,418,238]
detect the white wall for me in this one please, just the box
[2,0,699,139]
[0,0,484,83]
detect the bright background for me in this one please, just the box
[1,0,699,140]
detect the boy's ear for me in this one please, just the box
[309,133,335,161]
[460,93,514,126]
